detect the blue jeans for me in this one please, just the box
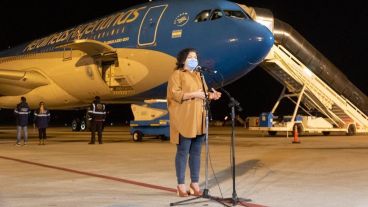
[16,126,28,143]
[175,134,204,184]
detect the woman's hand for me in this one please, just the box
[208,88,221,100]
[183,89,205,100]
[191,90,206,100]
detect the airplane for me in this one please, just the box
[0,0,274,127]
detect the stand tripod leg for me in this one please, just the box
[170,192,233,207]
[169,196,202,206]
[221,197,252,206]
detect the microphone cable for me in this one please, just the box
[208,143,225,198]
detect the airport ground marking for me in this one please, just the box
[0,155,175,193]
[0,155,266,207]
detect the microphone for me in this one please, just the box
[195,66,217,74]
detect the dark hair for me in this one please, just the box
[176,48,198,70]
[95,96,100,100]
[21,96,26,102]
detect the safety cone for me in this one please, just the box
[292,124,300,144]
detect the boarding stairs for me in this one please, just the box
[261,45,368,134]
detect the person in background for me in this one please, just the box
[33,101,51,145]
[167,48,221,197]
[88,96,106,144]
[14,96,30,146]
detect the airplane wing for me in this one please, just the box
[0,69,49,95]
[0,40,118,96]
[56,39,117,57]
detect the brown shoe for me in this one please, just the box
[189,183,202,196]
[176,184,189,197]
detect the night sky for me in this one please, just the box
[0,0,367,124]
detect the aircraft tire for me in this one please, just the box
[71,119,80,131]
[80,120,86,131]
[346,124,356,136]
[132,131,143,142]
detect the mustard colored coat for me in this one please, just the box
[167,69,208,144]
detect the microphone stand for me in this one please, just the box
[170,71,230,207]
[220,88,252,206]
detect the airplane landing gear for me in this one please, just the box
[71,118,87,131]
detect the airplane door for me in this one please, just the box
[102,61,117,88]
[138,5,168,46]
[100,60,133,94]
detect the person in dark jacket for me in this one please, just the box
[14,97,30,146]
[33,101,51,145]
[88,96,106,144]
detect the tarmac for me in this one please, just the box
[1,126,368,207]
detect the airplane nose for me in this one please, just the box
[243,22,274,64]
[201,20,274,88]
[213,21,274,85]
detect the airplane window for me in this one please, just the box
[211,9,223,21]
[223,10,247,19]
[194,10,211,22]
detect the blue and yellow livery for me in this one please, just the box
[0,0,273,109]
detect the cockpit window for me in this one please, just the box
[223,10,247,19]
[210,9,223,21]
[194,10,211,22]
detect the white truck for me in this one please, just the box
[247,112,356,136]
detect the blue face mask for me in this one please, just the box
[186,58,198,71]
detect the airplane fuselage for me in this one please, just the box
[0,0,273,109]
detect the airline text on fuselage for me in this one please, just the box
[23,6,147,52]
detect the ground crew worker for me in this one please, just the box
[33,101,51,145]
[88,96,106,144]
[14,96,30,146]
